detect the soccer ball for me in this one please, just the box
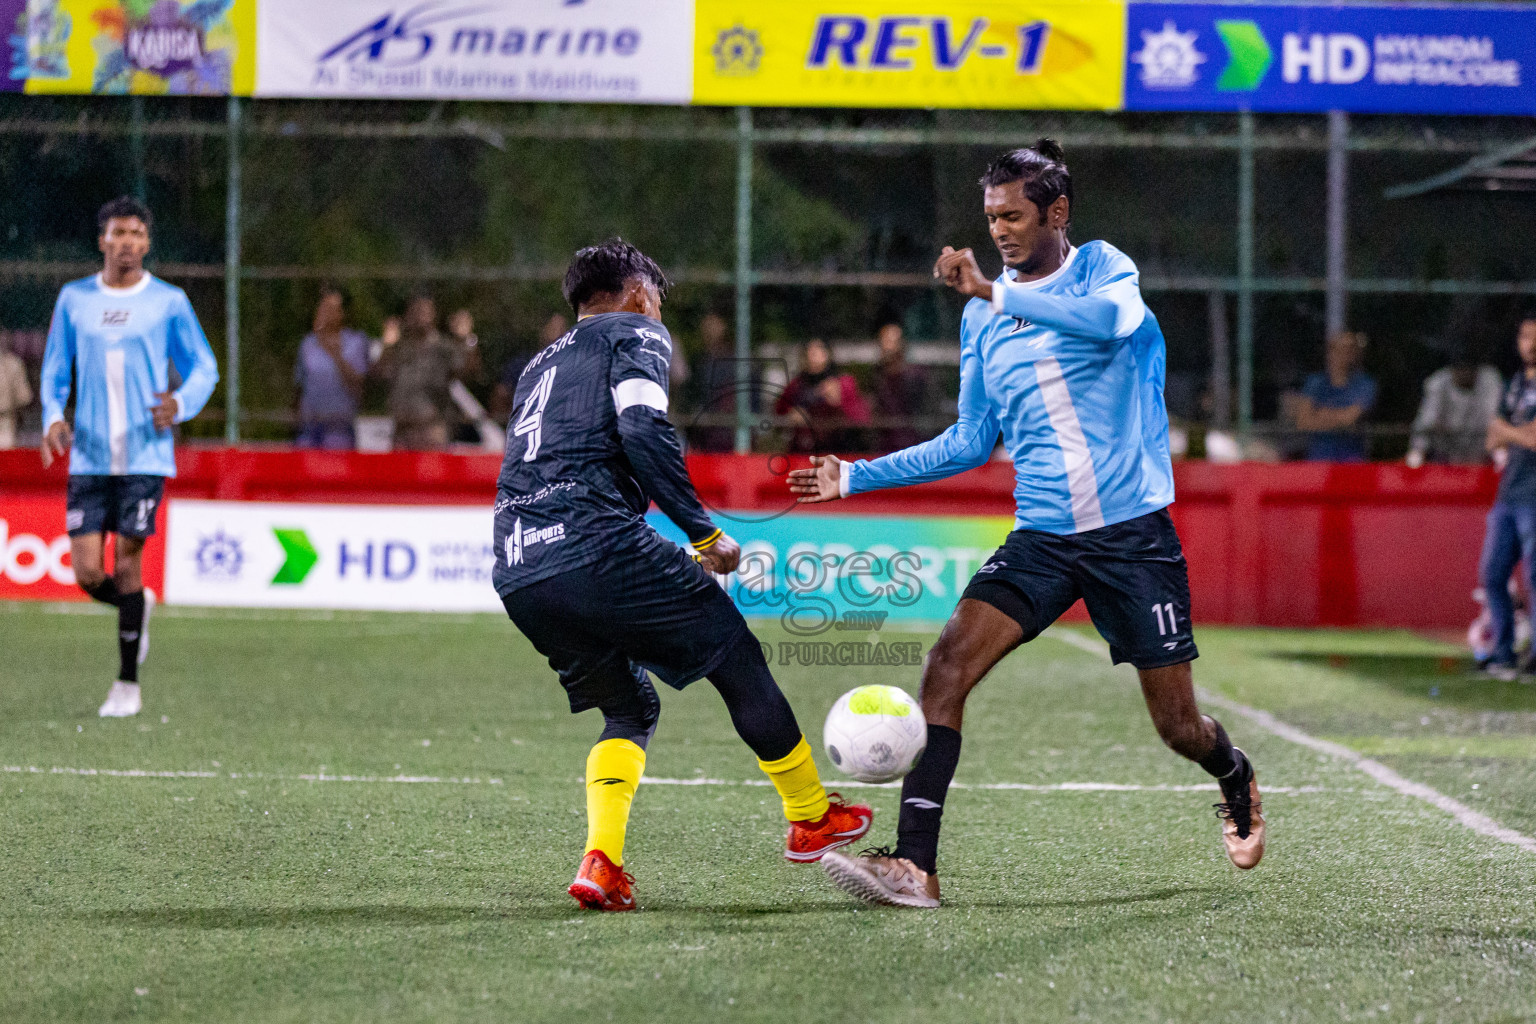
[822,685,927,784]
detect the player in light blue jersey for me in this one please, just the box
[39,197,219,718]
[792,142,1265,908]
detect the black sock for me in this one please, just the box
[83,578,120,606]
[117,590,144,683]
[1197,718,1251,800]
[707,631,801,762]
[893,724,962,875]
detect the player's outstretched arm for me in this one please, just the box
[162,290,220,424]
[789,331,999,501]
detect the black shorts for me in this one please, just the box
[961,507,1198,670]
[65,474,166,539]
[500,541,748,715]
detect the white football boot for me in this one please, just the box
[99,681,142,718]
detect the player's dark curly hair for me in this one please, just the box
[979,139,1072,225]
[97,195,153,233]
[562,238,671,314]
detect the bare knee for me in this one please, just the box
[74,564,108,592]
[113,539,145,592]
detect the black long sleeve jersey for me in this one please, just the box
[491,311,718,597]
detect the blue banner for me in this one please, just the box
[1126,2,1536,115]
[647,510,1016,629]
[1,0,25,92]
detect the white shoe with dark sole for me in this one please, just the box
[822,849,940,908]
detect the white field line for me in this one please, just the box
[641,776,1328,794]
[1044,627,1536,855]
[2,765,502,785]
[0,763,1330,795]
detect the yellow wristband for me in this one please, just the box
[691,528,723,551]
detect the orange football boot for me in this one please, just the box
[785,794,873,862]
[1215,753,1266,870]
[568,850,637,911]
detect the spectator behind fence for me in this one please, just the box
[447,307,487,389]
[1407,349,1502,467]
[1295,330,1376,461]
[490,312,568,426]
[0,329,34,449]
[1474,311,1536,679]
[446,308,489,443]
[870,322,937,450]
[294,288,369,450]
[375,294,465,449]
[775,337,870,452]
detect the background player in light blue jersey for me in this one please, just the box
[39,197,219,718]
[791,141,1265,908]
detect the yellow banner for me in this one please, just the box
[23,0,255,96]
[693,1,1125,109]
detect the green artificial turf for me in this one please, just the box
[2,603,1534,1023]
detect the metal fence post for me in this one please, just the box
[1325,109,1350,338]
[224,96,242,444]
[733,106,753,455]
[1237,109,1255,437]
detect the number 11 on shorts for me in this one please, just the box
[1152,602,1177,636]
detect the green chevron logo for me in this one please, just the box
[1214,20,1272,92]
[271,528,318,585]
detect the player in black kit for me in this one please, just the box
[493,240,871,911]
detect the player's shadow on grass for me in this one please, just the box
[970,884,1217,912]
[79,905,576,929]
[80,887,1215,926]
[1282,652,1536,710]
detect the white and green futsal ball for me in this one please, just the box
[823,685,927,784]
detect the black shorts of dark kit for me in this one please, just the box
[961,507,1199,670]
[65,474,166,538]
[500,540,750,719]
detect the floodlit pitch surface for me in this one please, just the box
[3,604,1535,1023]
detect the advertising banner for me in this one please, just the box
[1125,2,1536,115]
[163,499,1015,626]
[2,0,25,91]
[254,0,693,104]
[692,0,1125,110]
[165,500,500,611]
[20,0,255,95]
[0,496,165,601]
[652,510,1016,628]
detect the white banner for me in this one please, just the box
[165,500,503,612]
[255,0,694,103]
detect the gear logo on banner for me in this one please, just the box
[712,24,761,76]
[1131,19,1204,88]
[193,529,245,581]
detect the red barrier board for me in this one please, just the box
[0,447,1499,628]
[0,495,166,602]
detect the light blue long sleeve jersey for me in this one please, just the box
[41,273,220,477]
[843,241,1174,535]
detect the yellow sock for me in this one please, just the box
[757,736,830,823]
[584,739,646,866]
